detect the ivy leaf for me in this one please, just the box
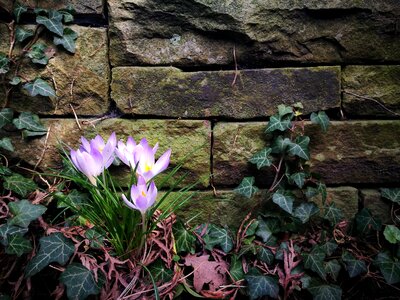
[0,165,12,176]
[311,111,330,132]
[234,177,258,199]
[59,11,74,23]
[5,234,32,256]
[255,217,280,243]
[15,27,34,42]
[23,78,56,97]
[0,53,10,74]
[320,240,338,256]
[294,202,320,223]
[8,200,46,228]
[53,28,78,53]
[245,269,279,300]
[203,224,233,253]
[26,43,49,65]
[355,208,382,234]
[265,115,292,133]
[374,252,400,284]
[25,233,75,277]
[36,10,64,36]
[3,174,37,197]
[290,172,307,188]
[60,263,101,300]
[249,148,273,169]
[287,136,310,160]
[149,259,173,283]
[55,189,89,209]
[308,285,342,300]
[173,222,196,254]
[302,247,326,280]
[380,188,400,204]
[271,135,291,154]
[272,190,295,214]
[342,251,367,278]
[9,77,22,85]
[277,104,293,117]
[323,203,344,226]
[383,225,400,244]
[85,229,104,249]
[13,112,46,133]
[324,259,341,281]
[230,256,244,281]
[13,3,27,23]
[0,108,13,129]
[257,246,274,265]
[318,183,327,204]
[0,224,28,246]
[0,138,14,152]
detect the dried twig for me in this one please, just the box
[70,104,82,130]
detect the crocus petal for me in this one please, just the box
[147,181,157,207]
[152,149,171,175]
[133,195,150,213]
[130,183,140,200]
[81,137,91,152]
[126,136,136,151]
[70,149,81,172]
[122,194,137,210]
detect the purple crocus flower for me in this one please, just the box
[70,132,117,185]
[115,136,138,167]
[122,176,157,214]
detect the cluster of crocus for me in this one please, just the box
[70,133,171,214]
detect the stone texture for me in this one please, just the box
[213,121,400,186]
[2,118,211,187]
[361,189,392,223]
[316,187,359,220]
[342,65,400,117]
[109,0,400,67]
[19,0,105,15]
[0,26,110,116]
[112,66,340,119]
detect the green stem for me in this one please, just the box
[139,212,147,252]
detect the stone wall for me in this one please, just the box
[1,0,399,227]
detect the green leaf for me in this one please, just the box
[13,3,28,23]
[0,108,13,129]
[55,189,89,209]
[323,203,344,226]
[34,8,48,15]
[0,138,14,152]
[9,77,22,86]
[245,269,279,300]
[311,111,330,132]
[257,246,274,265]
[25,233,75,277]
[384,225,400,244]
[277,104,293,117]
[265,115,292,133]
[374,252,400,284]
[324,259,341,281]
[294,202,320,223]
[309,285,342,300]
[271,135,291,154]
[8,200,46,228]
[36,10,64,36]
[85,229,104,249]
[203,224,233,253]
[234,177,258,199]
[0,165,12,176]
[59,11,74,23]
[342,251,367,278]
[26,43,49,65]
[13,111,47,132]
[173,222,195,254]
[305,187,319,199]
[272,190,295,214]
[249,148,273,169]
[53,28,78,53]
[355,208,382,234]
[0,53,10,74]
[23,78,56,97]
[15,27,34,42]
[320,240,338,256]
[3,174,37,197]
[60,263,101,300]
[149,259,173,283]
[255,217,280,243]
[381,188,400,204]
[318,183,327,204]
[0,223,28,246]
[5,234,32,256]
[302,247,326,280]
[287,136,310,160]
[22,130,47,138]
[230,256,244,281]
[290,172,307,188]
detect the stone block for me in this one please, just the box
[343,65,400,117]
[213,121,400,186]
[109,0,400,66]
[2,118,211,187]
[361,189,392,224]
[112,66,340,119]
[0,26,109,116]
[19,0,105,15]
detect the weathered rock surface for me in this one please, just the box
[343,65,400,117]
[361,189,392,223]
[112,66,340,119]
[213,121,400,186]
[315,187,359,220]
[109,0,400,66]
[0,26,110,116]
[3,118,211,187]
[20,0,105,15]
